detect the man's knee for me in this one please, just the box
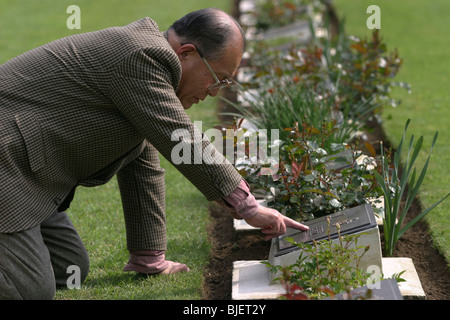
[0,267,56,300]
[24,275,56,300]
[69,249,90,285]
[54,247,90,289]
[41,210,90,288]
[78,250,90,284]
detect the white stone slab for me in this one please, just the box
[236,88,260,107]
[381,257,426,299]
[239,0,256,13]
[234,218,257,231]
[232,260,284,300]
[232,258,425,300]
[239,13,256,28]
[367,197,385,225]
[233,199,265,231]
[257,21,310,42]
[237,67,255,83]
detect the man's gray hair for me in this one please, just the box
[169,8,246,61]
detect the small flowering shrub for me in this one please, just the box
[263,218,380,300]
[249,0,326,32]
[240,120,382,221]
[325,30,410,118]
[239,22,410,123]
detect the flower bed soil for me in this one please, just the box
[202,121,450,300]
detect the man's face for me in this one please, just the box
[176,43,242,109]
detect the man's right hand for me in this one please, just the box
[245,205,309,240]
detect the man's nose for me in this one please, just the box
[207,87,220,97]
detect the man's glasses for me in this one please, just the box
[194,45,234,92]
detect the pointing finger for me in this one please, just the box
[284,216,309,231]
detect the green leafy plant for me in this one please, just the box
[264,218,379,299]
[225,81,367,143]
[237,17,409,125]
[329,30,409,116]
[240,120,382,221]
[374,119,449,256]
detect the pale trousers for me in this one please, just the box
[0,211,89,299]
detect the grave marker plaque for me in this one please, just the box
[275,204,377,257]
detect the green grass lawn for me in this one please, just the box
[0,0,229,299]
[334,0,450,264]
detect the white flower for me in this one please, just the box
[356,154,377,170]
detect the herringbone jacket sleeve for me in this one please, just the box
[109,46,242,236]
[116,141,167,250]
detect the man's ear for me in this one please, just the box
[176,44,197,61]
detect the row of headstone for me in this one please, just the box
[231,0,424,300]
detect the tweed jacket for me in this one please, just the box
[0,18,242,240]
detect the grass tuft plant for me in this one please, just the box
[374,119,449,256]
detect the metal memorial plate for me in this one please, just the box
[275,204,376,257]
